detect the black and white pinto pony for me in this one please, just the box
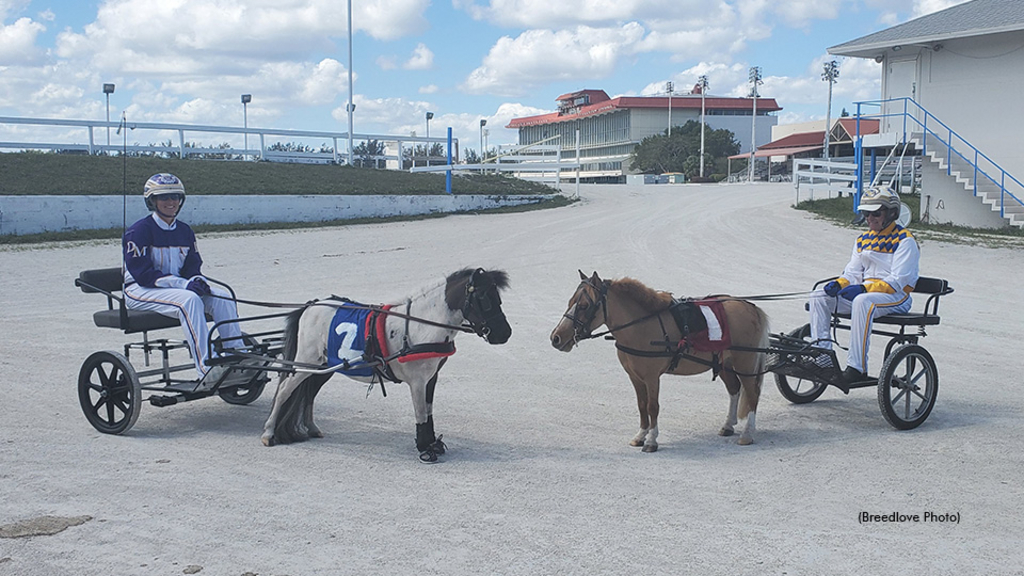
[261,268,511,463]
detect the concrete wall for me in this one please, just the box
[918,162,1006,228]
[0,193,556,236]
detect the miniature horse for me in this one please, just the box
[262,268,511,463]
[550,271,769,451]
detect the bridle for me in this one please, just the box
[563,278,608,343]
[461,268,506,339]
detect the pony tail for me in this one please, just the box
[281,306,309,363]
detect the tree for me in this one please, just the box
[352,139,386,168]
[628,120,740,178]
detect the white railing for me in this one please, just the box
[0,115,455,167]
[410,141,577,187]
[793,158,857,203]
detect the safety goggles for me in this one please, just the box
[154,193,184,202]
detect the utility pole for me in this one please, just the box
[666,81,674,136]
[748,66,763,183]
[697,75,709,178]
[822,60,840,160]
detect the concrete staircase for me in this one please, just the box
[911,131,1024,229]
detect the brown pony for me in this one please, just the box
[550,271,770,451]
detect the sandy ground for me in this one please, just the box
[1,183,1023,575]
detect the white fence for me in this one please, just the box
[410,142,578,187]
[0,116,455,167]
[793,158,857,203]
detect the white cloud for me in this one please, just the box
[0,16,45,65]
[403,43,434,70]
[461,24,645,96]
[377,55,398,70]
[419,84,439,94]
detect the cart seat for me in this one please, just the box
[809,276,952,327]
[76,268,182,334]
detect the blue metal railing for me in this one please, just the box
[853,98,1024,222]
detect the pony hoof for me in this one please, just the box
[629,439,644,447]
[430,436,447,455]
[418,450,439,464]
[738,437,754,446]
[718,428,735,437]
[641,444,658,453]
[261,436,276,447]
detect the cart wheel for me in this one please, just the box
[218,333,268,405]
[774,324,827,404]
[877,344,938,430]
[78,351,142,435]
[217,376,267,405]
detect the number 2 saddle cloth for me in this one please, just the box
[326,301,456,379]
[669,298,731,353]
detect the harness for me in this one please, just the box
[565,279,760,379]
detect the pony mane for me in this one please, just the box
[444,268,509,310]
[608,277,673,312]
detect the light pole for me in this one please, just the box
[822,60,839,160]
[748,66,763,183]
[241,94,251,160]
[347,0,355,166]
[697,75,709,178]
[666,81,674,136]
[479,118,487,164]
[103,83,115,150]
[425,111,433,139]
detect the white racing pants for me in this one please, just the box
[124,283,243,378]
[809,288,912,373]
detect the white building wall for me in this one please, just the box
[901,30,1024,180]
[918,161,1006,228]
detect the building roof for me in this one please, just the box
[729,145,824,160]
[829,0,1024,59]
[760,131,826,149]
[506,92,782,129]
[836,118,880,139]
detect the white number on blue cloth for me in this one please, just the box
[334,322,362,362]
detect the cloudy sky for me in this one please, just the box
[0,0,969,153]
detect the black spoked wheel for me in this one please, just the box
[774,324,828,404]
[877,344,938,430]
[217,334,269,406]
[78,351,142,435]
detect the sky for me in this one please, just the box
[0,0,971,155]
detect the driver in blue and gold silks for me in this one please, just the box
[808,186,920,385]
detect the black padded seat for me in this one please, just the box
[77,267,184,334]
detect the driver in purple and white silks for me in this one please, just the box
[121,173,243,390]
[808,186,920,385]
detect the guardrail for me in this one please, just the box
[793,158,857,203]
[0,115,456,168]
[853,98,1024,220]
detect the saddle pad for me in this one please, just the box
[326,303,377,377]
[681,299,731,353]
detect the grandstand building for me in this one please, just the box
[506,88,781,182]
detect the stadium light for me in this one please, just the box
[241,94,252,160]
[822,60,840,160]
[103,83,115,149]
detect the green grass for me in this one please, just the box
[0,152,556,195]
[795,193,1024,248]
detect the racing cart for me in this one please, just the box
[766,276,953,430]
[75,267,284,434]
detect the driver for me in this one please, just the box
[122,173,243,391]
[808,186,920,385]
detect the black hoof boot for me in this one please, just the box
[416,419,443,463]
[418,449,439,464]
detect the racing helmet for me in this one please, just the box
[857,186,901,223]
[143,173,186,212]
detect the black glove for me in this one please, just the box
[838,284,866,301]
[186,277,212,297]
[823,281,841,297]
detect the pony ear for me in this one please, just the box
[590,271,600,282]
[578,269,587,280]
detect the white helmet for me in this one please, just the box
[143,173,186,212]
[858,186,901,224]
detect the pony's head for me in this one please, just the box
[550,270,607,352]
[445,268,512,344]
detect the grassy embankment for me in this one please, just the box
[0,153,572,244]
[796,193,1024,248]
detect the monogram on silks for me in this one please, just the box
[326,303,377,377]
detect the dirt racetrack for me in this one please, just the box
[1,183,1022,575]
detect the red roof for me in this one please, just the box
[761,131,826,149]
[506,93,783,128]
[554,89,611,104]
[837,118,880,137]
[729,145,823,160]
